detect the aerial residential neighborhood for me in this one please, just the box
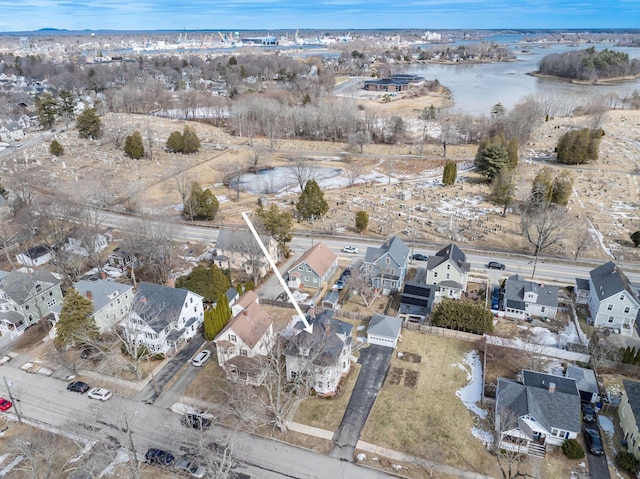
[0,18,640,479]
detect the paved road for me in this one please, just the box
[0,362,393,479]
[332,344,393,462]
[583,425,611,479]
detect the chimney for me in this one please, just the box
[166,276,175,288]
[86,290,93,301]
[548,382,556,393]
[243,309,248,316]
[101,271,106,280]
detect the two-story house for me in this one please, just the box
[425,244,470,300]
[0,269,63,339]
[618,380,640,461]
[120,282,204,355]
[214,229,278,279]
[581,261,640,335]
[363,236,410,295]
[287,242,338,290]
[74,278,134,333]
[284,310,352,396]
[214,291,275,386]
[503,275,559,320]
[495,370,581,457]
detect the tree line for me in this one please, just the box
[538,47,640,81]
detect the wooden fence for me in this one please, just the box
[403,322,483,343]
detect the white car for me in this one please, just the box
[87,387,112,401]
[342,246,359,254]
[175,459,206,478]
[191,349,212,367]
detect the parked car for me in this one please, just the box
[342,268,352,276]
[181,413,212,430]
[487,261,506,270]
[0,397,12,411]
[342,246,359,254]
[491,287,500,310]
[584,428,604,456]
[175,459,206,478]
[145,448,175,467]
[88,387,112,401]
[336,278,345,290]
[191,349,212,367]
[66,381,90,394]
[412,253,428,261]
[582,404,596,423]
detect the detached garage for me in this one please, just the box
[367,314,402,348]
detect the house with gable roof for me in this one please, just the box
[367,314,402,348]
[74,278,134,333]
[425,244,470,300]
[363,236,410,295]
[285,310,352,396]
[120,282,204,355]
[0,269,63,339]
[215,229,278,279]
[618,380,640,460]
[580,261,640,335]
[214,290,275,386]
[495,370,581,457]
[16,244,53,267]
[287,242,338,290]
[503,274,559,320]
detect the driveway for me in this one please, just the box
[331,344,393,462]
[584,425,611,479]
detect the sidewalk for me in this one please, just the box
[286,420,496,479]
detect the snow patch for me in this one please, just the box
[453,350,487,419]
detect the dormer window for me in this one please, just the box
[229,334,237,343]
[35,284,43,293]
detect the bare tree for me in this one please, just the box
[520,202,573,256]
[573,224,593,262]
[287,158,314,191]
[104,122,129,149]
[76,206,108,274]
[583,95,610,130]
[347,264,380,309]
[492,408,529,479]
[168,157,194,212]
[344,160,362,188]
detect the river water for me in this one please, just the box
[408,42,640,115]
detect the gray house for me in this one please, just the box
[399,281,435,322]
[287,242,338,290]
[73,278,134,333]
[495,370,581,457]
[363,236,410,295]
[0,269,63,339]
[503,275,559,320]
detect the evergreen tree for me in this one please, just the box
[0,180,8,199]
[184,182,218,220]
[296,179,329,221]
[57,90,76,119]
[203,309,216,340]
[166,131,184,153]
[431,298,494,334]
[181,125,201,154]
[491,168,516,216]
[175,265,231,302]
[355,210,369,233]
[35,93,58,129]
[49,139,64,156]
[76,108,102,139]
[529,167,554,206]
[556,128,604,165]
[474,140,509,180]
[551,170,574,206]
[630,231,640,247]
[124,130,145,159]
[256,204,294,257]
[442,161,457,185]
[54,288,98,349]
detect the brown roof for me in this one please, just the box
[217,292,272,349]
[235,290,258,309]
[289,242,337,277]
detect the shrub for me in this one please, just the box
[616,451,639,474]
[562,438,585,459]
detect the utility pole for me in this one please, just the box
[4,377,22,424]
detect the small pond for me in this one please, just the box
[230,166,344,194]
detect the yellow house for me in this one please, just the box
[618,380,640,460]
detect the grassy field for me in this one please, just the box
[359,331,501,476]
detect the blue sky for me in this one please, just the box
[0,0,638,33]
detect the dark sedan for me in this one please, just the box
[412,253,428,261]
[487,261,506,270]
[66,381,90,394]
[181,413,212,430]
[584,428,604,456]
[145,448,175,467]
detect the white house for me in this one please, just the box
[503,275,559,320]
[425,244,470,301]
[64,231,109,257]
[495,370,581,457]
[74,278,134,332]
[16,245,53,267]
[285,310,352,396]
[584,262,640,335]
[120,282,204,355]
[214,291,275,386]
[367,314,402,348]
[215,229,278,279]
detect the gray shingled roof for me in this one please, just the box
[504,274,559,309]
[623,380,640,429]
[216,229,270,254]
[133,282,200,333]
[590,261,640,304]
[368,314,402,339]
[497,375,581,435]
[522,370,579,396]
[426,243,470,272]
[575,278,590,292]
[565,365,599,395]
[2,269,61,304]
[74,279,133,314]
[364,236,409,267]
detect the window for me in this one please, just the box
[385,257,390,265]
[229,334,237,343]
[240,349,248,356]
[620,294,625,301]
[447,264,450,270]
[607,304,614,311]
[49,291,53,296]
[434,272,438,278]
[35,284,43,293]
[608,316,614,323]
[625,306,631,314]
[47,299,56,307]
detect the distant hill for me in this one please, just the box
[537,46,640,82]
